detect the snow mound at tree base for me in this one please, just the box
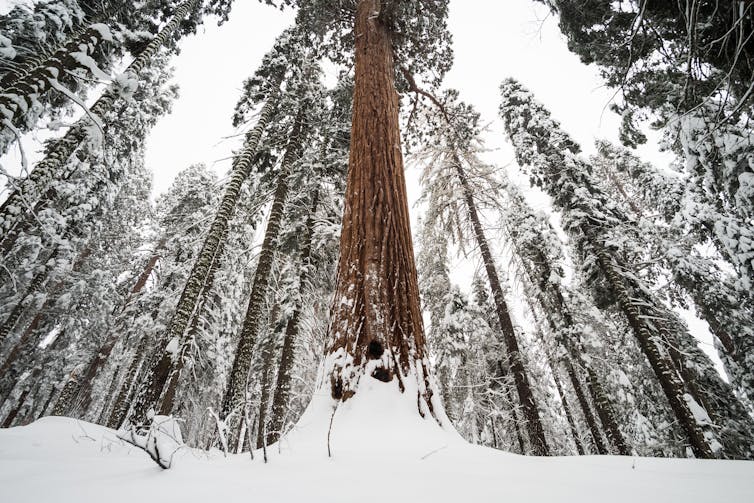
[1,381,753,503]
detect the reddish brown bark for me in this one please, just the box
[327,0,433,412]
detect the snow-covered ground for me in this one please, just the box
[2,379,753,503]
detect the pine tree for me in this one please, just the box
[412,91,550,454]
[535,0,754,136]
[498,177,630,455]
[499,78,727,459]
[102,163,224,430]
[265,82,351,446]
[0,0,202,251]
[0,50,176,424]
[124,28,306,434]
[591,141,754,409]
[217,108,308,451]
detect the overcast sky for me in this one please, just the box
[144,0,672,196]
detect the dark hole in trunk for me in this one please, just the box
[331,375,343,400]
[367,340,384,359]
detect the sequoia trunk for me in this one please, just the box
[326,0,434,416]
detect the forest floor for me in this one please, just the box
[1,379,753,502]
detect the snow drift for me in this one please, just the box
[1,379,753,503]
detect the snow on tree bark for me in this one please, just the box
[499,78,720,459]
[325,0,438,420]
[266,190,319,445]
[0,0,201,252]
[219,112,304,452]
[126,92,277,431]
[451,156,549,455]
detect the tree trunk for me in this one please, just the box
[559,357,608,454]
[1,388,30,428]
[326,0,435,420]
[220,114,304,451]
[453,159,549,455]
[96,363,122,424]
[585,367,631,455]
[107,336,149,429]
[497,360,526,454]
[255,303,281,450]
[0,0,201,249]
[591,236,716,458]
[0,23,111,130]
[542,348,585,455]
[266,191,319,445]
[126,92,277,431]
[158,237,228,417]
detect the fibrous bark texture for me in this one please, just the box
[327,0,435,418]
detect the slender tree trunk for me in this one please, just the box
[35,386,57,420]
[2,388,30,428]
[585,367,631,455]
[220,114,304,451]
[0,0,201,249]
[453,159,549,455]
[97,363,122,424]
[266,191,319,445]
[327,0,435,420]
[497,360,526,454]
[107,337,149,429]
[0,311,41,377]
[158,236,228,417]
[51,367,84,417]
[590,236,716,458]
[126,93,278,431]
[255,304,281,450]
[545,351,585,455]
[560,357,608,454]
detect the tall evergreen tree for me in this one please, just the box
[591,141,754,409]
[499,78,742,459]
[259,0,455,421]
[124,28,305,433]
[412,91,550,454]
[0,0,202,250]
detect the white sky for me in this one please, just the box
[0,0,723,373]
[144,0,673,196]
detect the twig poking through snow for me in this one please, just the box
[420,445,448,460]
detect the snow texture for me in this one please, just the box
[1,378,753,502]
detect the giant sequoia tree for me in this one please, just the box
[258,0,454,417]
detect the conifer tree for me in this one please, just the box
[500,78,754,459]
[0,0,202,250]
[123,29,305,433]
[0,51,175,423]
[413,92,549,454]
[591,141,754,408]
[255,0,455,422]
[499,79,719,458]
[498,177,630,455]
[265,81,351,446]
